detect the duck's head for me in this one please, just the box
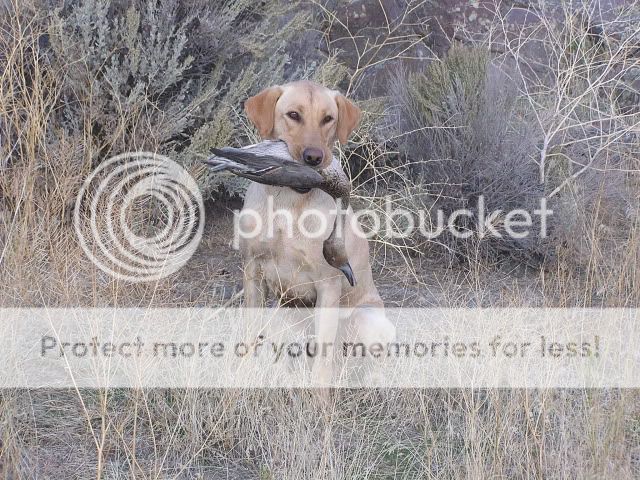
[323,237,355,287]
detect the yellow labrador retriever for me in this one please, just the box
[240,80,395,384]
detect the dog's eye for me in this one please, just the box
[287,111,301,121]
[322,115,334,125]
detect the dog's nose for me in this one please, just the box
[303,148,324,166]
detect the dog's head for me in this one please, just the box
[244,80,361,170]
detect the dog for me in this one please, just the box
[239,80,395,384]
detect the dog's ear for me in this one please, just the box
[335,94,362,145]
[244,86,283,139]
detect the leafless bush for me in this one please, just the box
[479,0,640,300]
[388,2,640,295]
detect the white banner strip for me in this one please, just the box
[0,308,637,388]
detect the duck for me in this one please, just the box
[203,140,356,286]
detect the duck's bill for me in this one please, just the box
[338,262,356,287]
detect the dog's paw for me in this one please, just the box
[310,361,333,387]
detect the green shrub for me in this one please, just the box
[391,45,545,264]
[3,0,311,206]
[0,0,315,298]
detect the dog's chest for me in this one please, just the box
[242,186,335,301]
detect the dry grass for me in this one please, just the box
[1,0,640,478]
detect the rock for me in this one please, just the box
[276,0,640,99]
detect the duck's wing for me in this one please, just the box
[204,145,325,190]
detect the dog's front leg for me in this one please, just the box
[311,279,341,386]
[241,257,269,350]
[242,257,267,308]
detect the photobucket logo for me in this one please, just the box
[74,152,204,282]
[233,195,552,245]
